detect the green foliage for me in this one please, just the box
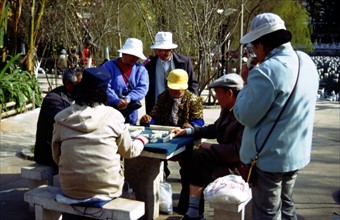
[272,0,313,52]
[0,54,42,112]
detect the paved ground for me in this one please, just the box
[0,101,339,220]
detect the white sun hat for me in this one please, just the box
[240,13,286,44]
[118,38,147,60]
[150,32,178,49]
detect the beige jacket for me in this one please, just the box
[52,104,143,199]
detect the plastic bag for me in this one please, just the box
[159,182,173,214]
[203,174,250,205]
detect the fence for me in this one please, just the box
[0,98,35,120]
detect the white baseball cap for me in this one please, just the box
[240,13,286,44]
[150,32,178,49]
[118,38,146,60]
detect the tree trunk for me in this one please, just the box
[26,0,46,74]
[10,0,23,55]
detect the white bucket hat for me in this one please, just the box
[118,38,146,60]
[150,32,178,49]
[240,13,286,44]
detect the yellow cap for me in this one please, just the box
[167,69,189,90]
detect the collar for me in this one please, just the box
[265,43,290,61]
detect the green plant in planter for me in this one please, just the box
[0,53,42,112]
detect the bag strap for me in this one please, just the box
[255,51,301,158]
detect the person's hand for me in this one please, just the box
[118,98,129,109]
[135,135,149,145]
[170,128,186,137]
[241,63,250,83]
[182,123,193,129]
[140,114,152,126]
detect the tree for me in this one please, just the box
[306,0,340,43]
[2,0,315,94]
[272,0,313,51]
[130,0,241,94]
[240,0,313,52]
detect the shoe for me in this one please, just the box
[180,214,205,220]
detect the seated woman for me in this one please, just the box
[140,68,204,215]
[140,68,203,128]
[52,67,148,219]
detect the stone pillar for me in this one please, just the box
[124,157,161,220]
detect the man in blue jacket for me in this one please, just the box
[234,13,319,219]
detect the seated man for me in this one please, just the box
[171,73,245,220]
[52,67,148,219]
[34,69,82,170]
[140,68,204,215]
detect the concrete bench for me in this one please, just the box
[24,185,145,220]
[209,189,252,220]
[21,163,57,190]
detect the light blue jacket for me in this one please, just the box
[234,43,319,172]
[102,58,149,124]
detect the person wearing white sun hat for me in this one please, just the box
[234,13,319,219]
[144,32,199,213]
[102,38,149,125]
[144,32,199,115]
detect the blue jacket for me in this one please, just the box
[102,58,149,124]
[234,43,319,172]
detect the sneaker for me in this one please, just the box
[180,214,205,220]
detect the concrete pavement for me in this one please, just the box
[0,101,339,220]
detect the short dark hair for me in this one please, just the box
[62,69,77,85]
[252,29,292,49]
[74,86,108,107]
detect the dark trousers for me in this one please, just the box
[169,144,205,215]
[252,168,298,220]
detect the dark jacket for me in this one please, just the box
[188,109,244,187]
[149,90,204,127]
[144,51,199,114]
[34,86,73,169]
[193,109,244,164]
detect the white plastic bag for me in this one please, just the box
[159,182,173,214]
[203,174,250,204]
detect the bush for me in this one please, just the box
[0,53,42,112]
